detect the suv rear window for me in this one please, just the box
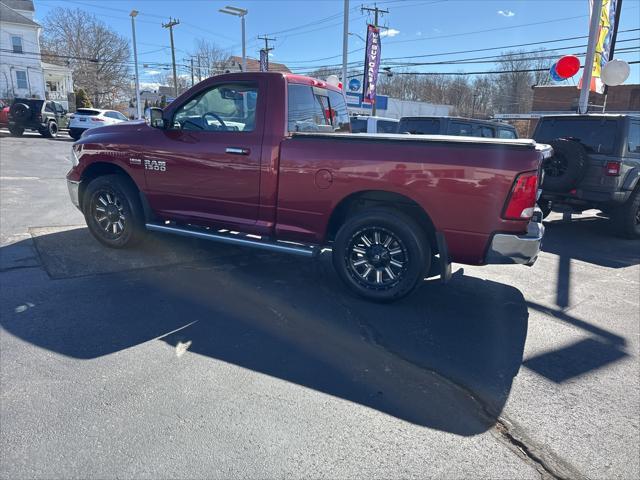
[76,109,102,116]
[535,118,618,154]
[377,120,398,134]
[447,121,473,136]
[398,118,440,134]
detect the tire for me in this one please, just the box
[8,126,24,136]
[41,121,58,138]
[542,139,588,192]
[332,208,431,302]
[9,103,30,122]
[83,174,146,248]
[612,187,640,239]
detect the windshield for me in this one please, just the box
[535,118,618,154]
[398,118,441,134]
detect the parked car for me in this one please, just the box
[0,100,9,127]
[69,109,129,140]
[350,115,399,134]
[398,116,518,139]
[66,72,549,302]
[7,98,69,138]
[533,114,640,238]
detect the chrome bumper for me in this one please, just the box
[486,219,544,266]
[67,179,81,210]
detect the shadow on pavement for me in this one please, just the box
[0,228,531,435]
[542,214,640,269]
[0,129,74,142]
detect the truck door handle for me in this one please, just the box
[225,147,250,155]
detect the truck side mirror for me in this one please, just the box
[147,107,165,129]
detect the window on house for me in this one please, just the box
[46,81,58,92]
[15,71,28,90]
[12,36,23,54]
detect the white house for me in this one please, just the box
[0,0,74,109]
[0,0,45,100]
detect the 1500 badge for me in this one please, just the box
[144,159,166,172]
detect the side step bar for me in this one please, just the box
[145,223,319,258]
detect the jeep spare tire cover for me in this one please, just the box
[542,138,588,192]
[10,103,30,121]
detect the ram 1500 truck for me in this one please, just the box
[66,72,549,302]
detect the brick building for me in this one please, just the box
[531,84,640,113]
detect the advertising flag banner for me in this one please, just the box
[362,24,381,104]
[260,49,269,72]
[581,0,620,93]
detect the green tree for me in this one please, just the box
[75,88,92,109]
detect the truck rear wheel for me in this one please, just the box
[83,175,146,248]
[332,208,431,302]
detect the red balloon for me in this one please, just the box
[555,55,581,79]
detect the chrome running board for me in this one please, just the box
[145,223,319,258]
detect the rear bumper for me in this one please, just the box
[67,179,81,210]
[485,219,544,266]
[69,127,87,137]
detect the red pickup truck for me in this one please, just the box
[66,72,549,301]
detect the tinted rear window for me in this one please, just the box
[398,118,440,134]
[350,118,367,133]
[14,99,44,109]
[535,118,618,154]
[76,109,102,116]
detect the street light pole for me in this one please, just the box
[219,6,248,72]
[578,0,603,114]
[130,10,141,119]
[342,0,349,89]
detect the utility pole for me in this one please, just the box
[257,35,275,71]
[162,18,180,98]
[197,55,202,82]
[578,0,603,114]
[189,57,195,86]
[342,0,349,91]
[130,10,142,119]
[361,4,388,115]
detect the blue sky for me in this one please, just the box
[34,0,640,85]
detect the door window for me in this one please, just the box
[45,102,55,113]
[477,126,495,138]
[105,111,128,121]
[498,128,517,139]
[628,122,640,154]
[447,121,473,136]
[172,83,258,132]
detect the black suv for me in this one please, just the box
[533,114,640,238]
[397,116,518,138]
[8,98,69,138]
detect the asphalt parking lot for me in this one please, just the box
[1,130,639,479]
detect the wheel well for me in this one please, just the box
[78,162,138,208]
[326,190,438,252]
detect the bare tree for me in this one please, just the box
[190,39,229,79]
[41,8,131,107]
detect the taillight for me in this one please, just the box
[503,172,538,220]
[91,117,104,122]
[604,161,621,176]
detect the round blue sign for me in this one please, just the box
[348,78,361,92]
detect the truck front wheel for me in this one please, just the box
[332,208,431,302]
[83,174,145,248]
